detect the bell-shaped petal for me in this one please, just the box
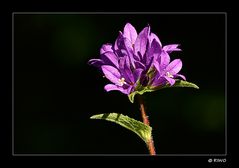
[119,56,130,71]
[119,56,134,84]
[159,50,170,70]
[153,50,170,73]
[163,44,181,53]
[100,44,113,54]
[135,60,146,70]
[123,37,136,67]
[146,39,162,68]
[102,65,121,85]
[134,26,150,58]
[153,61,160,73]
[123,23,138,45]
[104,84,129,94]
[149,32,162,47]
[114,32,123,51]
[149,39,162,54]
[150,74,166,87]
[165,59,182,75]
[164,76,176,86]
[174,74,186,80]
[145,56,155,72]
[116,32,126,50]
[101,51,119,68]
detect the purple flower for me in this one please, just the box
[88,23,186,95]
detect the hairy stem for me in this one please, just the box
[137,95,156,155]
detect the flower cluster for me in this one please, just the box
[88,23,186,95]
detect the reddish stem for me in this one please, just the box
[137,95,156,155]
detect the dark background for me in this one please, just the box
[14,13,225,154]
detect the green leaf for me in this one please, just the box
[90,113,152,143]
[156,80,199,90]
[128,80,199,103]
[128,89,154,103]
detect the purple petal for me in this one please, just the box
[137,51,143,61]
[134,26,150,58]
[146,39,161,67]
[116,35,136,68]
[159,50,170,70]
[150,75,166,87]
[150,39,162,54]
[104,84,129,94]
[102,65,121,85]
[123,68,134,84]
[145,56,155,72]
[133,68,143,83]
[163,44,181,53]
[154,50,170,73]
[119,56,130,71]
[149,33,162,47]
[135,60,146,70]
[88,59,104,68]
[124,37,134,51]
[100,44,113,54]
[153,61,160,73]
[132,53,140,61]
[123,58,135,83]
[165,59,182,75]
[114,32,123,51]
[118,56,134,83]
[116,32,126,50]
[146,39,160,58]
[174,74,186,80]
[101,51,119,68]
[123,23,138,45]
[123,37,136,67]
[164,76,176,86]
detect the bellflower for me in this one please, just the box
[88,23,185,95]
[89,23,199,155]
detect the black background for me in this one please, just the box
[13,13,226,155]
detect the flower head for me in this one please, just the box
[88,23,186,95]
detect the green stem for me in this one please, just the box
[137,95,156,155]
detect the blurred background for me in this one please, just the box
[14,13,225,154]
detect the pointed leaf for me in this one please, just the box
[128,80,199,103]
[156,80,199,90]
[90,113,152,143]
